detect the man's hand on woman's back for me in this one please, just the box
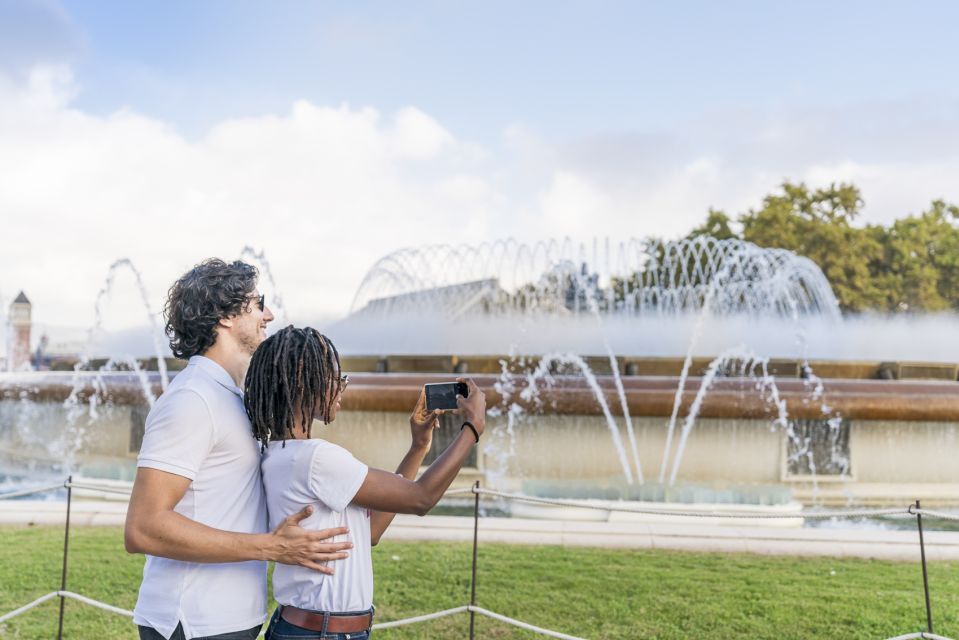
[266,506,353,574]
[125,467,352,574]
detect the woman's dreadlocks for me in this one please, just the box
[244,325,343,448]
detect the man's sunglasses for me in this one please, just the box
[251,293,265,311]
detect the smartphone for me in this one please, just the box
[424,382,469,411]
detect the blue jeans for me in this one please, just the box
[263,606,373,640]
[138,622,261,640]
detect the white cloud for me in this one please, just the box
[0,67,501,338]
[3,65,959,357]
[389,106,454,159]
[537,171,610,238]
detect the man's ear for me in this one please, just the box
[218,316,234,329]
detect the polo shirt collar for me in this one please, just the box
[189,355,243,397]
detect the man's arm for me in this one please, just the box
[124,467,353,574]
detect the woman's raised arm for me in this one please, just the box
[353,379,486,543]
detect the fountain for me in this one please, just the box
[3,237,959,513]
[339,237,840,495]
[348,237,840,319]
[326,236,959,509]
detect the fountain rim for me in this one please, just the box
[4,369,958,422]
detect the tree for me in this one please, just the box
[688,209,737,241]
[682,182,959,313]
[738,182,885,311]
[872,200,959,312]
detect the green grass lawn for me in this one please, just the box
[1,525,958,639]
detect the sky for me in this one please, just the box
[3,0,959,350]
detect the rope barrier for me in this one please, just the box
[2,478,958,639]
[0,482,65,500]
[0,590,132,625]
[371,605,469,629]
[1,482,473,501]
[2,590,952,640]
[57,591,134,617]
[468,605,587,640]
[5,481,958,522]
[0,592,585,639]
[472,487,917,520]
[442,487,477,496]
[64,482,137,496]
[0,592,60,624]
[914,509,959,523]
[1,589,952,640]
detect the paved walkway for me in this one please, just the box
[2,500,956,561]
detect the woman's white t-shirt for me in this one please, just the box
[262,438,372,612]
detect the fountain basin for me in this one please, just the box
[3,369,959,507]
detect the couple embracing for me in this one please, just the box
[125,258,486,640]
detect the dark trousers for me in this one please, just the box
[138,622,261,640]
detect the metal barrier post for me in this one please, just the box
[915,499,934,635]
[469,481,480,640]
[57,475,73,640]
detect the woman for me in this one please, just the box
[244,326,486,639]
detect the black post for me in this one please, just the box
[915,499,933,635]
[57,475,73,640]
[469,480,480,640]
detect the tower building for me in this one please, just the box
[8,291,31,371]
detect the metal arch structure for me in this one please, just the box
[349,236,841,320]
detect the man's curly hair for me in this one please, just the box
[164,258,259,360]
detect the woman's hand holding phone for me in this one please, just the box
[454,377,486,438]
[409,389,440,450]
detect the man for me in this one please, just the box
[125,259,352,640]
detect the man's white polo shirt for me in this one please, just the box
[133,355,267,640]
